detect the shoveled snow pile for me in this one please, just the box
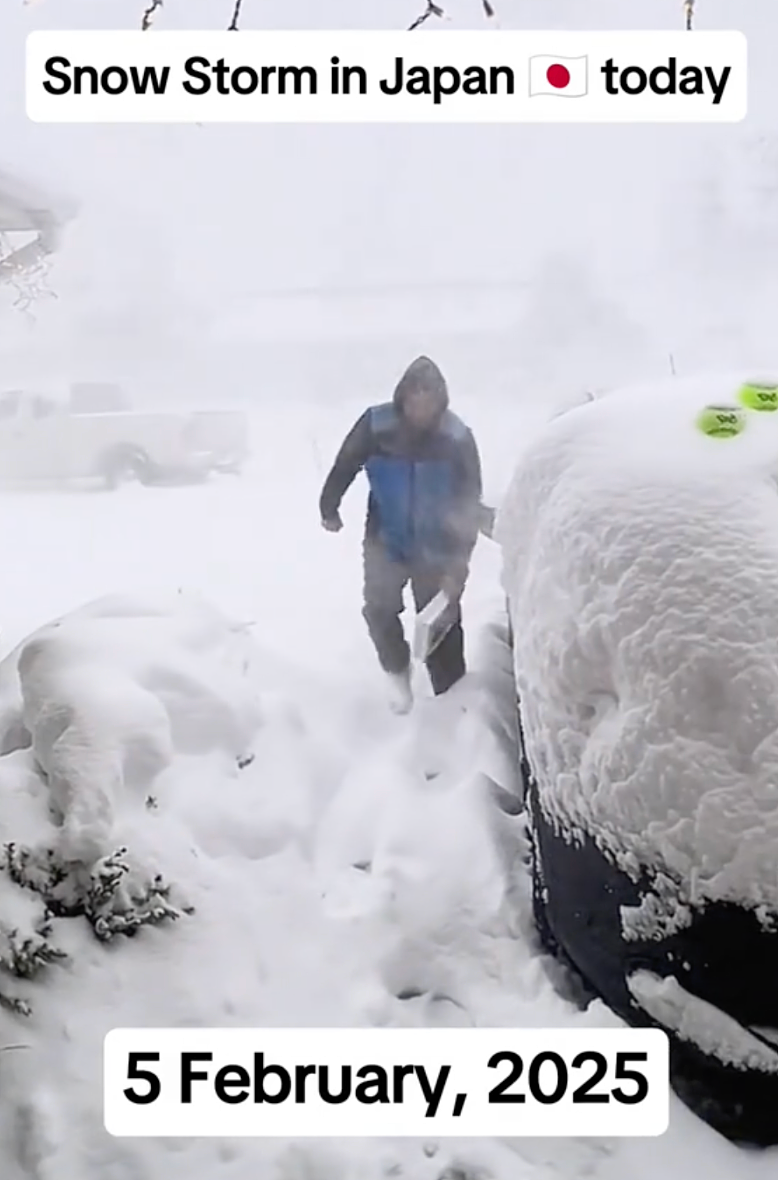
[496,371,778,930]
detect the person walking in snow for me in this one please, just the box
[319,355,483,713]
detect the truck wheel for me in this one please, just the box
[98,445,153,489]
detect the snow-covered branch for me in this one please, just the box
[407,2,448,31]
[141,0,163,30]
[408,1,496,30]
[228,0,243,30]
[135,0,497,33]
[139,0,241,30]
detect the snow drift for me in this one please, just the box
[496,370,778,928]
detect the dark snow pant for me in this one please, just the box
[362,538,466,696]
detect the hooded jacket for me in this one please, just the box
[319,357,482,571]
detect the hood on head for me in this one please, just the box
[392,355,449,415]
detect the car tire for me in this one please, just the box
[98,445,154,489]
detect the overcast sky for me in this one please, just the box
[1,1,763,299]
[0,0,771,393]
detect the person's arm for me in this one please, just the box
[319,409,374,525]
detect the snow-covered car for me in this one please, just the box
[496,370,778,1144]
[0,385,250,488]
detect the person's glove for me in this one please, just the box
[321,512,343,533]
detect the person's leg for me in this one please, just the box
[410,565,466,695]
[362,537,411,672]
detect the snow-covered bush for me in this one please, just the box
[0,592,262,1006]
[497,370,778,933]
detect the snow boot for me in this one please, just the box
[386,667,413,715]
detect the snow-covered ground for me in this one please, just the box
[0,403,769,1180]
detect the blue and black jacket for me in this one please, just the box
[319,357,483,574]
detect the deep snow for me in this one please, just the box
[0,403,771,1180]
[4,0,778,1170]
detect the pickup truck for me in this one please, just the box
[0,384,250,489]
